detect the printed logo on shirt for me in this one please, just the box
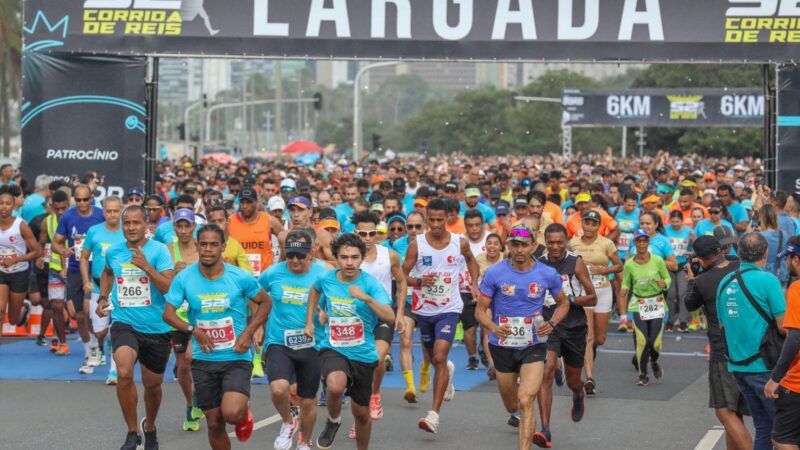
[422,256,433,266]
[280,286,309,305]
[199,294,230,313]
[501,283,516,296]
[528,282,542,298]
[446,255,457,265]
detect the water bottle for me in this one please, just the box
[533,312,548,343]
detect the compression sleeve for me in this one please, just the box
[771,328,800,383]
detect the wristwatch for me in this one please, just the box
[186,325,194,334]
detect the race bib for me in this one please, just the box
[197,317,236,349]
[591,274,606,288]
[116,270,151,308]
[329,316,365,348]
[637,296,666,321]
[617,232,633,251]
[43,243,52,263]
[421,273,451,306]
[498,316,534,347]
[670,239,688,257]
[247,254,261,276]
[73,238,91,262]
[284,329,315,350]
[546,275,574,306]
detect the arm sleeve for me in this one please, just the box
[770,328,800,382]
[683,278,703,312]
[164,273,185,308]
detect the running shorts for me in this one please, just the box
[319,348,377,407]
[489,343,547,374]
[266,344,320,399]
[170,330,191,354]
[592,286,613,314]
[48,270,66,300]
[459,296,478,330]
[66,272,86,312]
[773,387,800,446]
[546,325,587,369]
[191,360,253,412]
[89,292,110,332]
[110,322,171,374]
[417,312,460,349]
[708,360,750,415]
[374,321,393,343]
[0,269,30,294]
[29,267,48,298]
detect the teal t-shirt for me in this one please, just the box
[153,220,176,244]
[614,207,640,259]
[106,239,174,334]
[166,263,262,362]
[628,233,675,260]
[717,263,787,373]
[664,226,692,265]
[83,223,125,293]
[259,261,326,351]
[315,269,391,363]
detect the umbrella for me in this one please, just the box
[281,140,323,154]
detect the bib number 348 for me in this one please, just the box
[329,316,365,348]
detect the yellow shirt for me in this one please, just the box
[222,237,253,272]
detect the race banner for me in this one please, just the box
[561,89,765,128]
[21,52,147,198]
[21,0,800,62]
[777,65,800,195]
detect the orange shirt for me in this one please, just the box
[543,201,564,225]
[781,281,800,394]
[227,212,274,276]
[446,217,466,235]
[566,209,618,238]
[668,202,708,227]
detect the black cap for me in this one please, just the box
[319,207,337,220]
[216,172,228,181]
[582,210,601,222]
[444,181,458,192]
[239,187,258,202]
[694,236,722,258]
[393,178,406,189]
[489,186,502,200]
[514,197,529,208]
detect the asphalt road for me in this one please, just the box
[0,332,742,450]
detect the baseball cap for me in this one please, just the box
[582,210,601,222]
[444,181,459,192]
[658,167,670,174]
[393,178,406,190]
[371,203,385,213]
[414,198,428,208]
[657,184,675,194]
[489,186,503,200]
[216,172,228,181]
[694,236,722,258]
[713,226,735,246]
[287,197,311,210]
[465,187,481,198]
[778,243,800,258]
[633,229,650,240]
[280,179,296,192]
[642,194,661,204]
[575,193,592,204]
[319,218,340,231]
[268,196,286,212]
[704,173,716,182]
[496,202,510,216]
[127,188,144,198]
[507,224,534,243]
[174,208,195,224]
[239,187,258,202]
[284,239,312,257]
[513,197,529,208]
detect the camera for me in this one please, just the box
[690,257,704,277]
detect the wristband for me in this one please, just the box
[98,295,107,301]
[547,320,557,328]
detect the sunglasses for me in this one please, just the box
[286,252,307,260]
[709,209,721,214]
[75,197,92,203]
[128,196,142,201]
[389,227,405,232]
[357,230,378,238]
[509,228,533,239]
[406,224,424,230]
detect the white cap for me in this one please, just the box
[703,189,717,196]
[734,181,746,189]
[280,179,296,189]
[733,164,747,171]
[268,196,286,211]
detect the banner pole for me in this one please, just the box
[145,57,159,194]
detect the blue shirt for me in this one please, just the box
[20,193,46,223]
[777,212,797,238]
[315,269,391,363]
[761,229,789,284]
[402,194,415,215]
[664,226,692,265]
[55,206,105,273]
[628,233,675,260]
[479,259,562,348]
[381,235,409,261]
[83,223,125,293]
[726,202,748,233]
[166,263,262,362]
[259,261,326,350]
[335,203,355,226]
[717,263,786,373]
[460,202,497,225]
[694,219,734,239]
[153,219,176,244]
[106,239,174,334]
[613,207,640,259]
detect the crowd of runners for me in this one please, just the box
[0,148,799,450]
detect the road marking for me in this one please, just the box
[598,348,708,358]
[693,428,725,450]
[227,413,282,438]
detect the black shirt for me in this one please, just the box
[684,259,740,362]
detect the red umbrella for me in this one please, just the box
[281,140,323,154]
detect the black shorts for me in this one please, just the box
[374,322,393,343]
[0,269,30,294]
[110,322,171,374]
[547,325,587,369]
[708,361,750,415]
[459,297,478,330]
[192,360,253,412]
[395,303,417,326]
[29,268,48,298]
[66,272,86,312]
[319,348,377,407]
[266,344,320,399]
[489,343,547,374]
[773,387,800,445]
[170,330,190,354]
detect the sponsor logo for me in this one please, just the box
[82,0,220,36]
[46,148,119,161]
[501,283,516,296]
[725,1,800,43]
[441,325,452,334]
[562,95,584,107]
[528,282,542,298]
[446,255,457,265]
[422,256,433,266]
[667,95,706,120]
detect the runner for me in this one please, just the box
[537,223,597,447]
[305,233,395,450]
[398,211,428,402]
[27,199,52,347]
[40,190,70,354]
[567,210,623,395]
[463,209,487,370]
[80,196,125,379]
[0,186,41,345]
[351,210,407,433]
[403,198,480,434]
[259,229,326,450]
[205,206,252,271]
[475,232,504,378]
[476,223,570,450]
[620,229,672,386]
[153,195,199,244]
[279,195,335,264]
[51,184,104,368]
[95,205,176,450]
[163,223,271,450]
[665,210,694,332]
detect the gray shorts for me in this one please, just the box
[708,360,750,416]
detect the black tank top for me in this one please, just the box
[538,253,588,329]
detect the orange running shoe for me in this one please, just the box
[55,343,70,356]
[235,409,254,442]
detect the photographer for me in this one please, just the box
[684,236,752,450]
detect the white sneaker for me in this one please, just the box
[296,442,311,450]
[443,360,455,401]
[87,347,101,367]
[418,410,439,434]
[78,363,94,374]
[274,418,297,450]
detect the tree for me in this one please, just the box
[0,0,22,157]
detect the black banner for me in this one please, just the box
[21,0,800,62]
[777,65,800,195]
[562,89,765,128]
[21,52,147,198]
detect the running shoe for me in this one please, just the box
[418,410,439,434]
[478,348,488,367]
[106,369,118,385]
[235,409,254,442]
[49,339,59,353]
[571,393,585,422]
[617,320,629,332]
[466,356,479,370]
[688,319,700,331]
[55,342,70,356]
[79,359,94,374]
[87,347,101,367]
[584,378,596,396]
[316,418,341,449]
[36,336,47,346]
[100,351,108,366]
[182,407,200,432]
[443,360,455,401]
[676,322,689,333]
[652,361,664,380]
[699,316,708,330]
[349,423,356,440]
[17,300,31,326]
[296,441,311,450]
[554,357,565,387]
[385,354,394,372]
[419,365,431,393]
[140,417,159,450]
[370,394,384,420]
[403,388,418,404]
[191,406,205,420]
[507,412,520,428]
[119,431,141,450]
[317,391,327,406]
[533,428,553,448]
[252,358,265,378]
[636,374,650,386]
[274,418,298,450]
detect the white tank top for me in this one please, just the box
[412,233,463,316]
[468,233,488,258]
[361,245,393,299]
[0,217,28,273]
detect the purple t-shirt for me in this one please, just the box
[479,259,562,348]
